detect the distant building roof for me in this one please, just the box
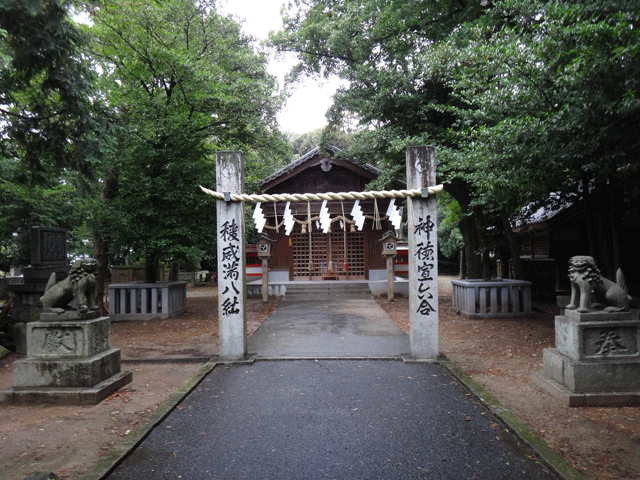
[514,193,584,231]
[259,146,379,191]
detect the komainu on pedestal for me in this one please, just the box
[1,258,132,405]
[566,255,630,313]
[40,258,100,315]
[533,256,640,407]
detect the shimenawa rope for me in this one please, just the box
[199,185,443,203]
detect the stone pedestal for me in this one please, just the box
[0,313,132,405]
[533,309,640,407]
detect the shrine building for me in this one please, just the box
[256,146,405,282]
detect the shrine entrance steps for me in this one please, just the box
[247,278,410,301]
[282,280,372,301]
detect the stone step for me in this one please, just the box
[282,282,372,300]
[284,285,370,293]
[283,293,372,301]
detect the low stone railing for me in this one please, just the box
[0,277,24,287]
[108,281,187,320]
[451,279,532,318]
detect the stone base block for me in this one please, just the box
[11,322,27,355]
[27,316,110,358]
[13,348,122,388]
[542,348,640,393]
[532,370,640,407]
[0,370,132,406]
[39,310,102,322]
[564,308,639,322]
[555,312,640,362]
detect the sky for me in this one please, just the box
[218,0,342,134]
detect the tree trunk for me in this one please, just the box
[145,250,158,284]
[481,249,492,281]
[446,179,483,279]
[586,194,598,260]
[585,186,619,280]
[458,214,482,279]
[169,261,179,281]
[591,188,615,279]
[93,174,119,316]
[470,208,493,281]
[604,183,621,276]
[597,191,614,279]
[502,213,524,280]
[92,235,109,316]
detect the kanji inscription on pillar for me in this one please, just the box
[216,151,247,360]
[407,146,439,360]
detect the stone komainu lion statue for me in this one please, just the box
[566,255,630,313]
[40,258,100,314]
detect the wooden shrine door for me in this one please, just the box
[292,231,365,280]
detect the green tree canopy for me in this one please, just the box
[87,0,287,280]
[0,0,96,175]
[273,0,640,279]
[0,0,98,264]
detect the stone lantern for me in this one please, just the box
[256,234,274,302]
[380,230,398,301]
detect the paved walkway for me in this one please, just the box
[248,299,410,359]
[105,298,560,480]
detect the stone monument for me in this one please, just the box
[1,258,132,405]
[8,227,72,329]
[533,256,640,406]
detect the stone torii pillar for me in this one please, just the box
[216,151,247,361]
[407,146,439,360]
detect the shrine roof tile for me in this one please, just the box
[259,146,379,190]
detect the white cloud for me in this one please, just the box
[218,0,342,134]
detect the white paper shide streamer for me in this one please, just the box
[386,198,402,230]
[350,199,365,231]
[284,201,295,236]
[252,202,266,233]
[319,200,331,233]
